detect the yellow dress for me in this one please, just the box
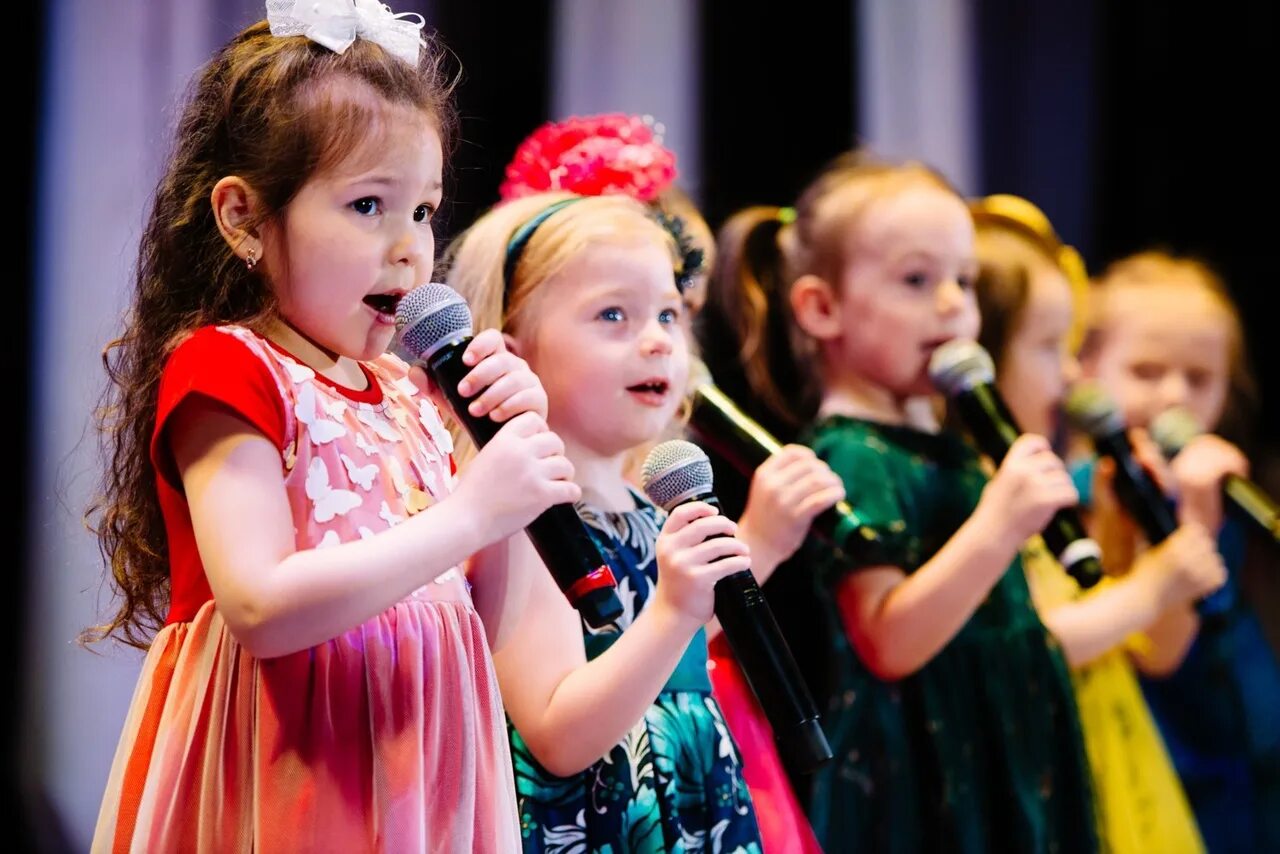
[1022,538,1205,854]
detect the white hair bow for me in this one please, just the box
[266,0,426,67]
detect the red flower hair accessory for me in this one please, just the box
[499,113,678,203]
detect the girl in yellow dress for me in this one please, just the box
[971,194,1225,853]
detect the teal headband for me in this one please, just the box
[502,197,585,305]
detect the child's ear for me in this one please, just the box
[211,176,263,265]
[790,274,844,341]
[502,332,522,357]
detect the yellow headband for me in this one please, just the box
[970,193,1090,353]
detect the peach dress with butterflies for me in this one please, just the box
[93,325,520,853]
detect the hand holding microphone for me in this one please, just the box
[1065,382,1179,546]
[737,446,847,574]
[686,358,883,562]
[1151,407,1280,547]
[1065,383,1227,614]
[395,283,624,628]
[642,439,833,773]
[928,340,1104,587]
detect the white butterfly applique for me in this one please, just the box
[320,396,347,420]
[379,501,405,527]
[341,454,378,491]
[354,433,379,457]
[386,456,411,497]
[285,361,316,384]
[393,375,420,398]
[356,406,401,442]
[419,400,454,454]
[295,384,346,445]
[316,530,341,549]
[358,526,376,540]
[305,457,363,523]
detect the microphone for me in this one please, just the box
[1150,407,1280,546]
[1064,382,1179,545]
[394,283,624,628]
[928,340,1104,588]
[1066,384,1227,618]
[641,439,833,774]
[685,360,883,562]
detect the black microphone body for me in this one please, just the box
[1096,423,1229,619]
[642,442,833,774]
[1064,385,1179,547]
[930,342,1104,589]
[1090,428,1179,544]
[396,285,623,628]
[687,374,883,561]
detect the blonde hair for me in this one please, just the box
[708,150,960,428]
[1085,250,1257,440]
[443,191,685,456]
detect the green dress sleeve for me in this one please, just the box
[809,420,924,577]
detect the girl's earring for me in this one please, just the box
[245,247,258,271]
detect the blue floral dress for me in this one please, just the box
[509,489,763,853]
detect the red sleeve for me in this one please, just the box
[150,327,287,491]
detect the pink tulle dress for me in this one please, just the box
[93,326,520,852]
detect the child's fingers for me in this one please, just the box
[781,470,845,510]
[696,555,753,581]
[492,409,548,440]
[682,536,750,568]
[795,485,848,520]
[1007,433,1051,461]
[526,430,566,459]
[766,445,818,472]
[461,328,505,367]
[547,479,583,505]
[675,513,737,546]
[661,501,719,535]
[787,467,845,498]
[457,350,521,398]
[486,387,549,424]
[466,370,538,418]
[538,454,577,484]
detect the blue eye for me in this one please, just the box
[414,204,435,223]
[599,307,625,322]
[352,197,381,216]
[659,308,679,324]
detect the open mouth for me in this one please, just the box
[363,293,403,316]
[627,379,670,396]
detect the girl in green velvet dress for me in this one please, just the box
[711,151,1100,853]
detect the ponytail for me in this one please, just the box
[705,206,818,431]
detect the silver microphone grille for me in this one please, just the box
[393,283,473,362]
[928,339,996,396]
[1150,406,1203,458]
[1063,381,1126,438]
[641,440,714,511]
